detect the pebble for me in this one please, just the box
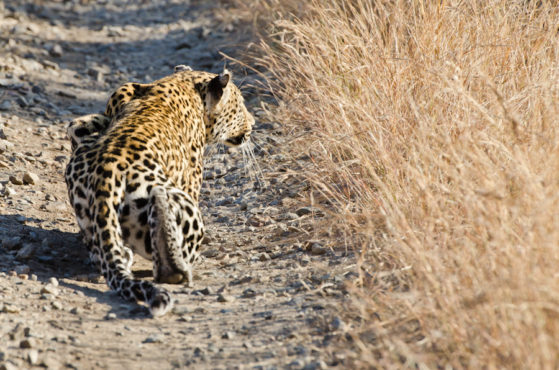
[41,284,59,296]
[217,294,235,303]
[284,212,300,220]
[19,338,35,349]
[16,243,36,259]
[49,277,59,287]
[193,347,204,357]
[8,175,23,185]
[331,316,346,331]
[1,236,22,249]
[70,307,82,315]
[296,207,314,216]
[40,356,62,369]
[3,185,16,197]
[0,362,18,370]
[258,252,271,261]
[105,313,117,320]
[27,349,39,365]
[241,288,257,298]
[305,241,327,255]
[171,306,189,315]
[51,301,63,310]
[142,335,163,344]
[49,44,63,57]
[199,287,212,295]
[0,100,12,111]
[0,139,14,152]
[288,359,304,368]
[221,331,236,339]
[201,248,219,258]
[22,171,39,185]
[2,304,19,314]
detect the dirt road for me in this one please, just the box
[0,1,354,368]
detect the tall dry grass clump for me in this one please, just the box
[252,0,559,367]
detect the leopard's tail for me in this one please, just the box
[94,235,175,317]
[113,272,174,317]
[90,164,174,317]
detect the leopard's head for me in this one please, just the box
[201,70,254,147]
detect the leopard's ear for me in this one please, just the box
[207,70,231,103]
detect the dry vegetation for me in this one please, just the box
[236,0,559,367]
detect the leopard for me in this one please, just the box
[64,65,254,316]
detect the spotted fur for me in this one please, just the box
[65,67,253,316]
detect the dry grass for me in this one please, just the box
[236,0,559,367]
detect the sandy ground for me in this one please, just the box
[0,1,355,368]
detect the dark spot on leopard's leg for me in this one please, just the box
[144,232,152,255]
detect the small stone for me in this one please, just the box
[0,139,14,152]
[289,360,304,368]
[0,100,12,111]
[296,207,314,216]
[49,277,59,287]
[217,294,234,303]
[40,284,59,296]
[70,307,81,315]
[30,274,37,281]
[284,212,300,220]
[221,331,235,339]
[311,244,327,255]
[40,355,61,369]
[27,349,39,365]
[142,335,162,343]
[201,248,219,258]
[3,185,16,197]
[19,338,35,349]
[22,172,39,185]
[241,288,257,298]
[199,287,212,295]
[331,316,346,331]
[1,236,21,249]
[171,306,189,315]
[193,347,203,357]
[51,301,63,310]
[9,175,23,185]
[87,67,105,82]
[16,96,28,107]
[305,241,327,255]
[49,44,63,57]
[0,361,18,370]
[105,313,117,320]
[16,243,36,259]
[259,252,271,261]
[3,304,19,313]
